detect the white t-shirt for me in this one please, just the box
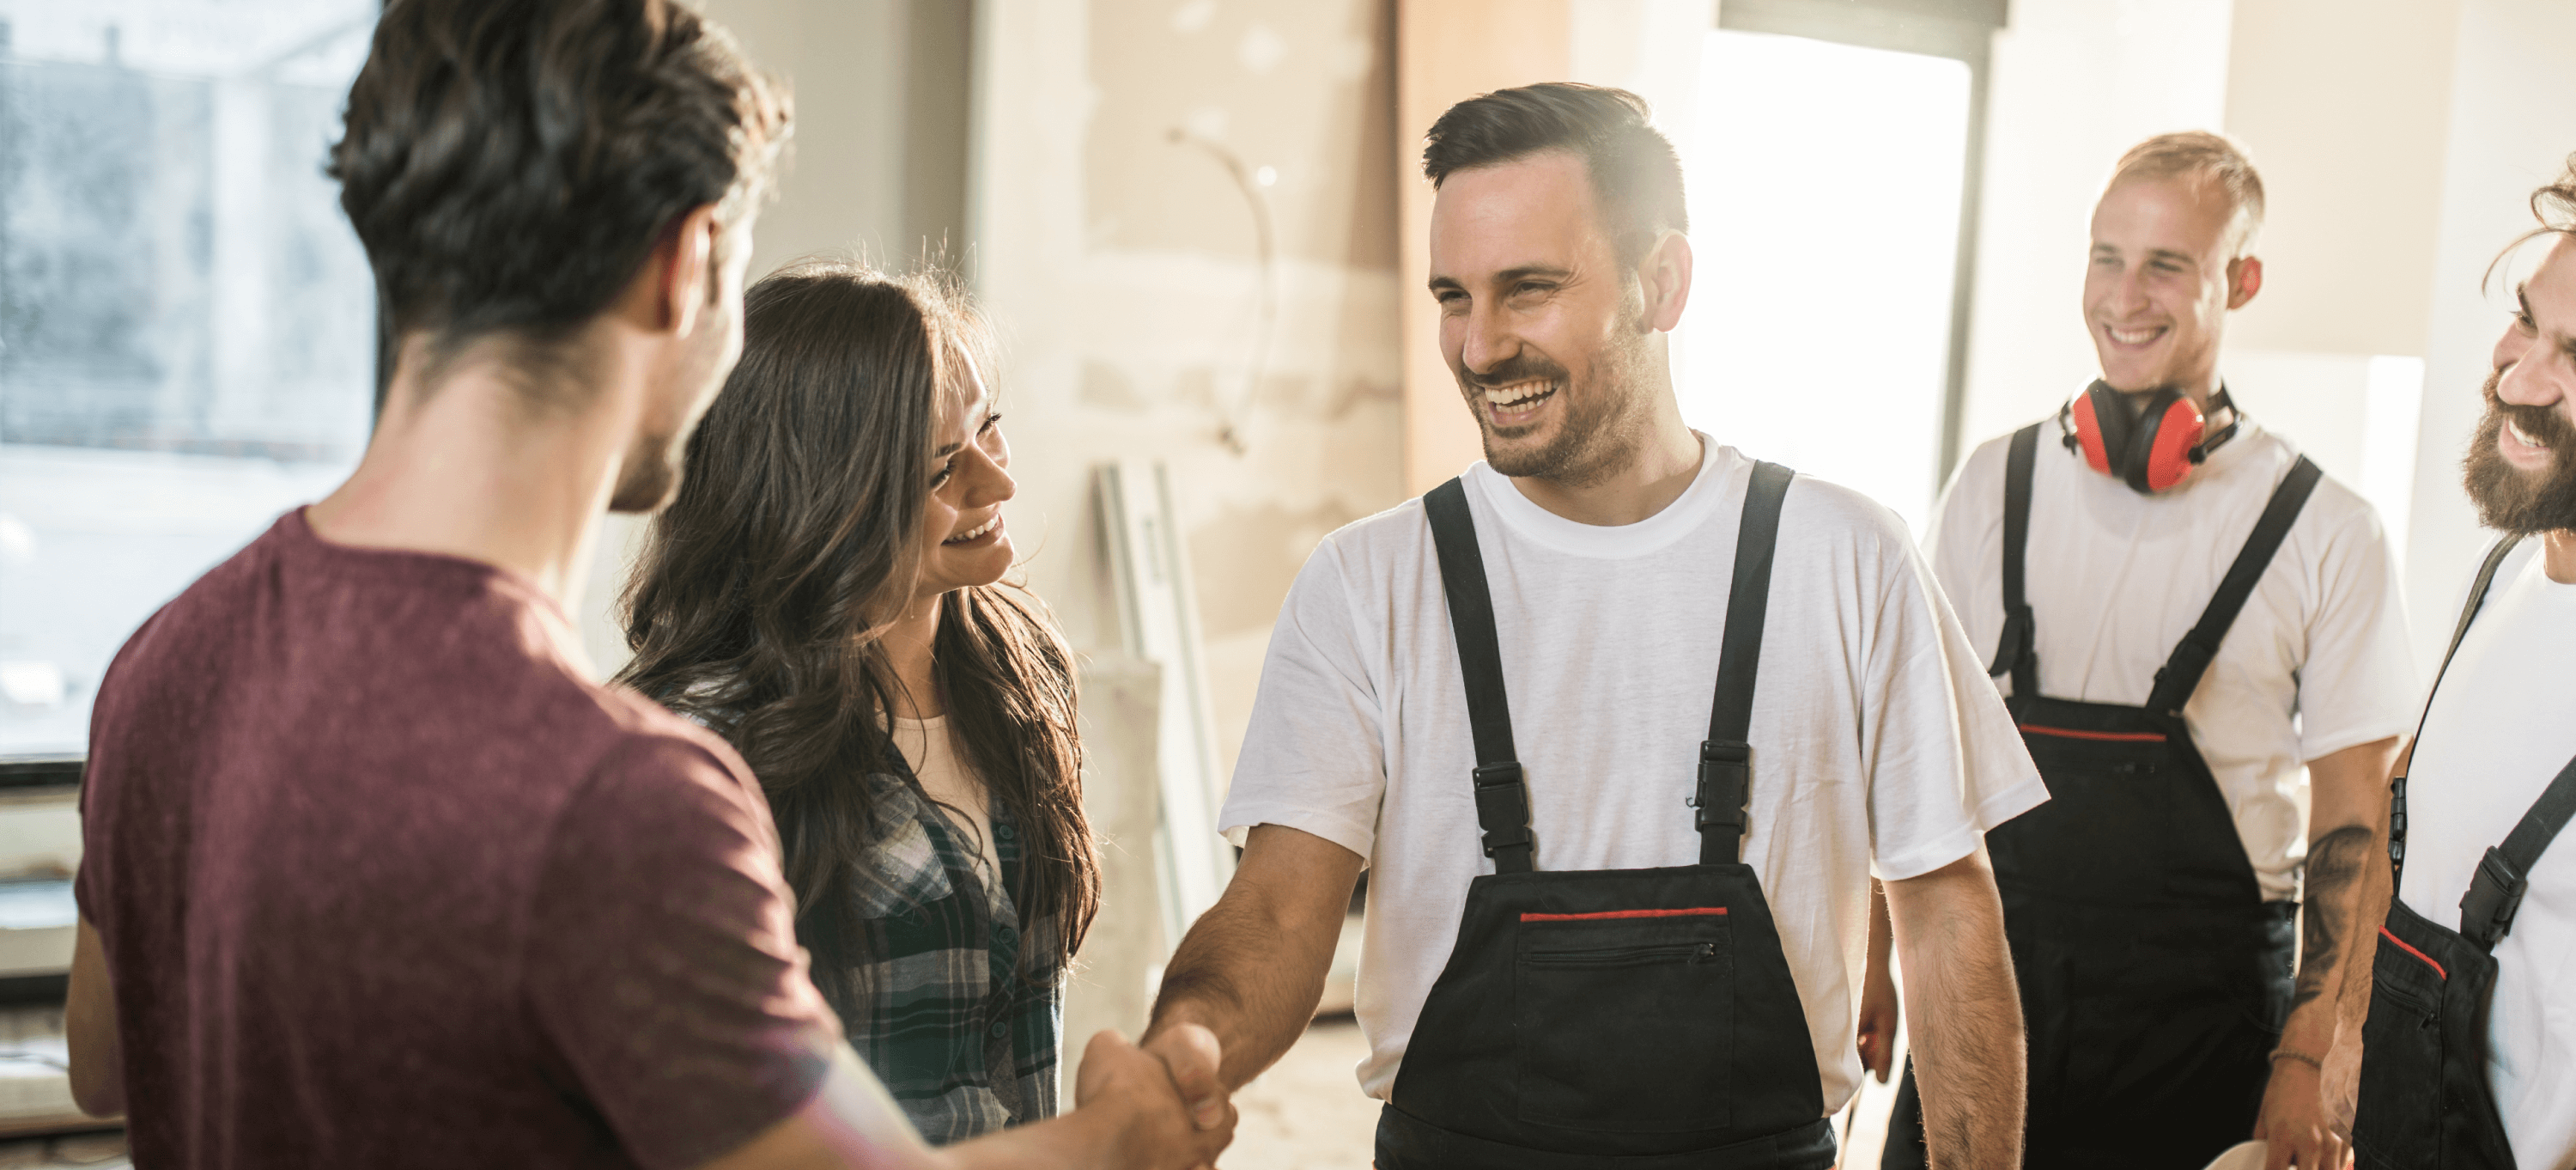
[2402,539,2576,1170]
[1218,436,2046,1112]
[1926,416,2419,899]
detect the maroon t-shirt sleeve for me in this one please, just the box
[524,734,842,1170]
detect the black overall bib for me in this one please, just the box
[1373,464,1837,1170]
[2355,534,2576,1170]
[1884,424,2320,1170]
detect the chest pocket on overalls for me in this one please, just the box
[1512,909,1735,1131]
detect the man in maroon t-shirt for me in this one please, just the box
[63,2,1230,1167]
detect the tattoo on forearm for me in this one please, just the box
[2292,826,2374,1011]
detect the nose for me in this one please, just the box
[2107,265,2152,319]
[959,435,1016,509]
[1455,299,1519,380]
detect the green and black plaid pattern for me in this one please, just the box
[807,768,1063,1144]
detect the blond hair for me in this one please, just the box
[2106,131,2266,255]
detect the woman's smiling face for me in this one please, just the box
[914,350,1015,606]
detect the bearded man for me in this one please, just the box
[2350,158,2576,1170]
[1134,82,2040,1170]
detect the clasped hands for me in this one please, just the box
[1072,1023,1236,1170]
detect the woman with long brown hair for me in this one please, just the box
[617,261,1098,1143]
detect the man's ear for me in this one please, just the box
[655,203,726,336]
[2226,254,2263,310]
[1637,229,1693,333]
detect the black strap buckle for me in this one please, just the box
[1473,763,1532,859]
[1692,740,1750,835]
[1987,606,2034,679]
[2459,845,2530,949]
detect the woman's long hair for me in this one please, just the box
[617,261,1097,972]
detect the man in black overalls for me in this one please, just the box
[1893,133,2416,1170]
[1138,84,2041,1170]
[2349,162,2576,1170]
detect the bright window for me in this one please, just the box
[1679,29,1972,534]
[0,1,377,756]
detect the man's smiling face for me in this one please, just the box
[1427,150,1657,485]
[2465,232,2576,534]
[2082,175,2257,396]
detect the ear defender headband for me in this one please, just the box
[2060,381,2240,493]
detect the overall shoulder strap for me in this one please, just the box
[1698,460,1795,865]
[1989,424,2043,700]
[2144,455,2324,716]
[1423,478,1534,874]
[2460,753,2576,949]
[2385,533,2522,897]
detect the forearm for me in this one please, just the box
[1148,893,1340,1088]
[2281,738,2404,1056]
[941,1108,1125,1170]
[66,918,122,1117]
[1888,851,2024,1170]
[1146,824,1360,1089]
[2277,822,2373,1054]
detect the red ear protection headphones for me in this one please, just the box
[2059,381,2241,494]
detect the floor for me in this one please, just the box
[1224,1018,1379,1170]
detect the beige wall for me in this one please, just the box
[973,0,1406,1036]
[1394,0,1568,496]
[2222,0,2461,358]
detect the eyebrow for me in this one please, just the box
[1426,264,1576,294]
[2089,243,2197,266]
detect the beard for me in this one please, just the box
[2462,369,2576,534]
[1461,323,1656,487]
[608,422,686,513]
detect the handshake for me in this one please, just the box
[1059,1023,1238,1170]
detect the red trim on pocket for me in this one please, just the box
[2016,723,2168,743]
[1519,907,1728,923]
[2380,925,2447,981]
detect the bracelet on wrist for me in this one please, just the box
[2269,1047,2325,1072]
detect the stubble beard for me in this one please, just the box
[2462,369,2576,535]
[1471,323,1657,489]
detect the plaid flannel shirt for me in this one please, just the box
[805,765,1063,1143]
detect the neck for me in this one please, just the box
[1511,369,1704,527]
[2547,529,2576,585]
[307,336,645,654]
[2119,368,2234,430]
[883,593,945,720]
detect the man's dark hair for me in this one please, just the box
[1421,82,1687,265]
[329,0,790,373]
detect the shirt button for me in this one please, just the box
[989,1021,1010,1039]
[995,823,1016,840]
[995,925,1018,944]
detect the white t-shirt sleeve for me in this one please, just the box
[2291,505,2419,762]
[1854,505,2047,882]
[1218,535,1388,862]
